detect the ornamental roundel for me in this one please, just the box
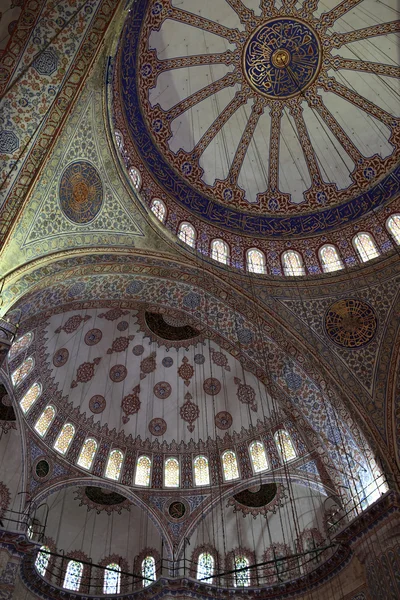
[324,299,377,348]
[132,344,145,356]
[203,377,221,396]
[243,18,321,99]
[53,348,69,367]
[117,321,129,331]
[162,356,173,368]
[167,500,187,521]
[215,411,233,430]
[148,417,167,436]
[153,381,172,399]
[89,395,106,414]
[109,364,128,382]
[59,161,103,224]
[84,328,103,346]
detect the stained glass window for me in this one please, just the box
[222,450,239,481]
[105,449,124,481]
[35,545,50,577]
[282,251,305,276]
[129,167,142,191]
[234,556,250,587]
[178,222,196,248]
[194,455,210,486]
[115,130,124,151]
[353,233,379,262]
[247,248,266,274]
[135,455,151,486]
[319,245,344,273]
[151,198,166,223]
[387,215,400,244]
[20,382,41,414]
[249,440,269,473]
[197,552,214,583]
[141,556,156,587]
[164,457,179,487]
[77,438,97,470]
[104,563,121,594]
[211,239,229,264]
[64,560,83,591]
[34,406,55,437]
[54,423,75,455]
[274,429,297,462]
[11,356,34,387]
[8,332,33,362]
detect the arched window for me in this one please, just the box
[20,382,41,414]
[247,248,266,274]
[35,545,50,577]
[105,449,124,481]
[274,429,297,462]
[178,222,196,248]
[64,560,83,591]
[77,438,97,470]
[141,556,156,588]
[222,450,239,481]
[282,250,305,276]
[194,455,210,486]
[197,552,214,583]
[164,457,179,487]
[34,406,55,437]
[115,129,124,152]
[8,332,33,362]
[234,556,250,587]
[319,244,344,273]
[353,232,379,262]
[211,239,229,264]
[129,167,142,191]
[54,423,75,455]
[249,440,269,473]
[135,455,151,486]
[104,563,121,594]
[387,214,400,244]
[151,198,166,223]
[11,356,34,387]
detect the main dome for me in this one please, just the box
[113,0,399,240]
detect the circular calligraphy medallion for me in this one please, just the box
[53,348,69,367]
[89,395,106,414]
[324,299,377,348]
[243,18,321,99]
[59,161,103,224]
[148,417,167,436]
[168,500,186,520]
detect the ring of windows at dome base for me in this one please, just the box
[159,214,400,275]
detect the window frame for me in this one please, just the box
[141,555,156,588]
[221,449,240,482]
[103,563,121,594]
[164,456,180,488]
[76,437,98,471]
[282,250,305,276]
[150,198,167,223]
[105,448,125,482]
[135,455,152,487]
[53,422,75,455]
[63,560,83,592]
[386,214,400,244]
[211,238,230,265]
[352,232,379,263]
[19,381,42,414]
[318,244,344,273]
[246,248,266,274]
[193,455,210,487]
[249,440,269,474]
[34,405,56,438]
[178,221,196,248]
[274,428,297,463]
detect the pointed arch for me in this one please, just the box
[150,198,166,223]
[11,356,34,387]
[387,214,400,244]
[77,438,97,470]
[194,455,210,486]
[54,423,75,455]
[178,222,196,247]
[249,440,269,473]
[282,250,305,276]
[105,449,124,481]
[20,382,41,414]
[135,455,151,486]
[34,406,55,437]
[319,244,344,273]
[64,560,83,591]
[164,457,179,487]
[221,450,239,481]
[353,232,379,262]
[247,248,266,274]
[8,331,33,362]
[35,546,50,577]
[211,239,229,265]
[274,429,297,462]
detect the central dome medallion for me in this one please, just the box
[243,18,321,99]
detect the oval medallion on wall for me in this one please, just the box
[59,161,103,224]
[324,299,377,348]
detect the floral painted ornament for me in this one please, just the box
[180,392,200,432]
[121,385,141,424]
